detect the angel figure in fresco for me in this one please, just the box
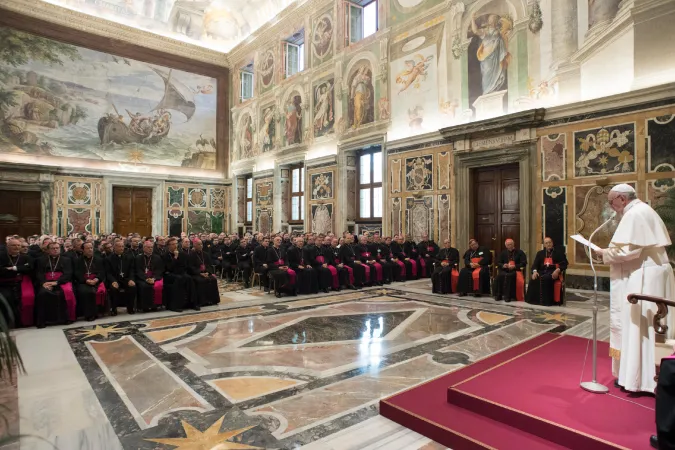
[395,54,434,94]
[470,12,512,96]
[284,96,302,145]
[312,17,333,57]
[313,82,334,134]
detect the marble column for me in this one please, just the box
[587,0,621,33]
[235,176,246,233]
[551,0,578,65]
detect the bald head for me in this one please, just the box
[505,239,514,251]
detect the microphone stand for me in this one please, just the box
[580,214,615,394]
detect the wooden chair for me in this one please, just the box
[250,254,263,289]
[626,293,675,383]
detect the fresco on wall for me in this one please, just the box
[283,92,302,146]
[237,112,255,159]
[347,61,375,130]
[259,105,277,152]
[313,79,334,137]
[312,12,334,65]
[259,49,276,89]
[467,8,513,116]
[0,27,217,169]
[39,0,296,53]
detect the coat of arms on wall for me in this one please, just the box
[574,124,635,177]
[67,182,92,205]
[405,155,433,191]
[311,172,333,199]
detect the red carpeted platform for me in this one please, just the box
[381,333,656,450]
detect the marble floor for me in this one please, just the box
[10,280,609,450]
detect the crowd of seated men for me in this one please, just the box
[0,229,569,328]
[0,232,221,328]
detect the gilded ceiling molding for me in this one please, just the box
[0,0,230,68]
[228,0,333,66]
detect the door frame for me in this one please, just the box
[454,144,534,259]
[0,182,51,235]
[105,177,163,236]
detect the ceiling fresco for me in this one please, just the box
[40,0,296,53]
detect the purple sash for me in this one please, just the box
[362,263,371,281]
[145,270,164,305]
[409,259,418,276]
[86,274,107,306]
[395,260,406,278]
[317,256,325,264]
[372,262,383,281]
[278,259,295,286]
[1,275,36,326]
[46,272,76,321]
[327,265,338,289]
[418,258,426,277]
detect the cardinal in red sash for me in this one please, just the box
[74,242,107,321]
[493,239,527,302]
[526,237,568,306]
[457,239,492,296]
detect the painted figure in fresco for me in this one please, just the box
[470,12,510,96]
[395,54,433,94]
[312,16,333,57]
[239,114,253,158]
[284,95,302,145]
[350,65,373,129]
[259,107,275,152]
[313,82,334,136]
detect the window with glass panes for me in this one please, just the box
[357,148,382,220]
[344,0,378,46]
[289,164,305,223]
[245,176,253,225]
[240,71,253,101]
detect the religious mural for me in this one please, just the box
[0,27,218,170]
[573,124,635,177]
[312,79,334,137]
[237,113,255,159]
[259,105,277,152]
[347,61,375,130]
[283,92,302,146]
[467,6,513,117]
[259,49,276,90]
[405,155,433,191]
[311,203,332,234]
[37,0,295,53]
[311,12,334,65]
[310,171,332,200]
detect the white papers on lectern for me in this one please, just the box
[570,234,602,251]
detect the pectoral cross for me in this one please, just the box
[120,271,125,278]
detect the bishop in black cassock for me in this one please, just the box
[106,240,136,315]
[134,241,164,312]
[188,239,220,307]
[74,242,107,321]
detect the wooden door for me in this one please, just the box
[113,187,152,237]
[0,190,41,241]
[472,164,520,257]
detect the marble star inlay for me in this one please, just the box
[145,417,259,450]
[74,324,130,339]
[535,312,571,324]
[243,311,415,346]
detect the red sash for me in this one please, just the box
[418,258,426,277]
[471,257,482,291]
[395,259,406,278]
[46,272,76,321]
[286,269,296,286]
[362,263,371,281]
[317,255,325,264]
[144,270,164,305]
[408,259,418,277]
[451,268,459,293]
[86,274,107,306]
[199,264,206,271]
[345,265,354,284]
[427,246,434,252]
[372,262,383,281]
[327,265,339,289]
[543,257,563,303]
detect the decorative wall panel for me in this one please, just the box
[405,196,434,242]
[437,152,450,190]
[53,176,104,236]
[307,164,337,234]
[438,194,450,243]
[391,197,402,236]
[311,203,333,234]
[165,183,229,235]
[310,171,333,200]
[405,155,433,191]
[390,159,402,193]
[573,185,616,263]
[647,114,675,173]
[573,124,636,177]
[254,177,273,233]
[541,134,566,181]
[542,187,566,248]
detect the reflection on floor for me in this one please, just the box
[13,280,608,450]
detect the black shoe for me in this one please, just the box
[495,296,502,301]
[127,308,135,315]
[323,288,329,293]
[275,292,282,298]
[169,308,183,313]
[474,293,482,297]
[111,309,118,316]
[650,435,658,449]
[459,293,467,297]
[505,298,512,303]
[193,305,201,311]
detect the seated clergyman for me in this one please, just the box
[526,237,568,306]
[493,239,527,302]
[457,239,491,297]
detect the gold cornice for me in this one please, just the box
[228,0,333,66]
[1,0,230,68]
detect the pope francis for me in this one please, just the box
[596,184,675,393]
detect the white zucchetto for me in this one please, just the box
[610,183,636,194]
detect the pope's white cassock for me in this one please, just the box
[602,186,675,393]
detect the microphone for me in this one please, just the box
[586,210,617,269]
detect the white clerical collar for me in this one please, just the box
[623,198,640,214]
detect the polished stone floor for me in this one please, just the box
[11,279,609,450]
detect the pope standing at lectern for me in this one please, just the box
[595,184,675,393]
